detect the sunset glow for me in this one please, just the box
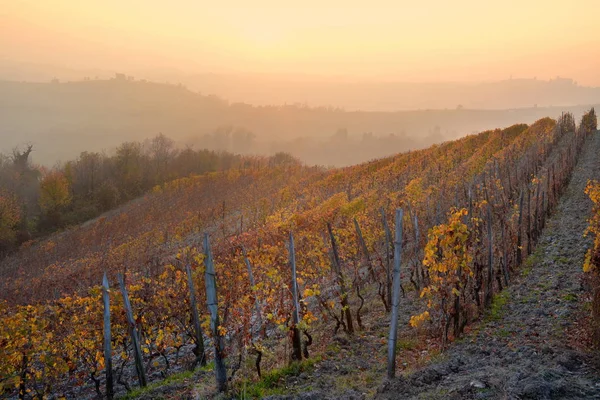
[2,0,600,83]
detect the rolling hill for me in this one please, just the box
[1,78,598,167]
[0,109,598,399]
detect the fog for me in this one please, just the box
[1,78,598,167]
[3,60,600,111]
[2,0,599,166]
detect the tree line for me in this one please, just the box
[0,134,299,256]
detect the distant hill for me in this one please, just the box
[0,78,598,166]
[2,60,599,111]
[174,73,600,111]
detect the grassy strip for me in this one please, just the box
[117,362,213,400]
[236,357,321,399]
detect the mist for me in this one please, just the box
[2,0,599,166]
[1,77,598,167]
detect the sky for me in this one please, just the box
[1,0,600,84]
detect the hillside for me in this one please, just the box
[125,130,600,399]
[152,75,600,112]
[0,110,598,399]
[378,128,600,399]
[1,79,599,167]
[0,117,559,304]
[3,60,600,111]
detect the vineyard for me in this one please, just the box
[0,109,597,399]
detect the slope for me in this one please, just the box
[0,121,538,305]
[87,128,600,400]
[0,112,593,399]
[100,134,600,400]
[378,130,600,399]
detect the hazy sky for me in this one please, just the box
[2,0,600,84]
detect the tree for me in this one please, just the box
[557,112,576,134]
[8,145,40,223]
[269,152,301,167]
[0,192,20,252]
[39,171,72,229]
[114,142,144,198]
[73,151,103,197]
[147,133,176,183]
[11,145,33,173]
[582,108,597,133]
[96,181,120,212]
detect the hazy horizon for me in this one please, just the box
[2,0,600,166]
[2,1,600,87]
[1,66,599,112]
[1,78,597,168]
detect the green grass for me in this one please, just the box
[364,370,379,385]
[522,246,544,277]
[536,280,552,290]
[554,256,570,264]
[117,369,195,400]
[562,293,577,301]
[417,389,449,399]
[485,290,510,322]
[116,362,214,400]
[325,342,342,354]
[427,348,446,364]
[237,357,321,399]
[496,328,511,338]
[396,337,419,351]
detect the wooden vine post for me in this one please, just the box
[327,222,354,334]
[102,273,114,400]
[288,231,303,361]
[412,212,422,289]
[527,187,532,256]
[203,233,227,392]
[500,222,510,287]
[241,245,263,334]
[517,190,524,266]
[387,208,404,379]
[241,244,264,376]
[533,180,541,244]
[117,273,147,388]
[485,205,494,308]
[354,218,375,281]
[381,207,393,309]
[185,262,207,367]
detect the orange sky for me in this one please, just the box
[1,0,600,84]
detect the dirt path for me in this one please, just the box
[378,131,600,399]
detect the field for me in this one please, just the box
[0,110,597,399]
